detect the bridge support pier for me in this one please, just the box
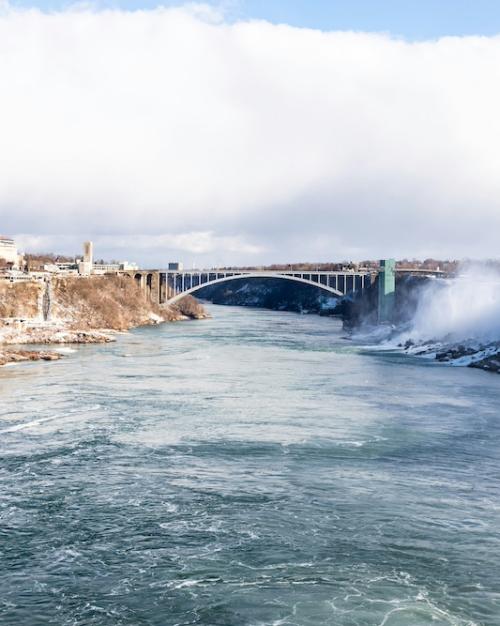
[377,259,395,323]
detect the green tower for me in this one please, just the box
[378,259,396,323]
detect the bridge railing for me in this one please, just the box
[160,269,373,303]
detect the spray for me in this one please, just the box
[400,265,500,345]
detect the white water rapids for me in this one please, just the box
[358,265,500,367]
[403,266,500,344]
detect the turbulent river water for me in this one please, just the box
[1,305,500,626]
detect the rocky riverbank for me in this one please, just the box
[196,277,343,315]
[470,353,500,373]
[350,270,500,376]
[0,349,63,367]
[0,321,116,346]
[0,275,208,366]
[397,337,500,374]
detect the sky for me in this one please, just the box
[7,0,500,40]
[1,1,500,266]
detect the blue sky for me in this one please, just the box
[8,0,500,39]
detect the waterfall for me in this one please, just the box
[42,279,52,322]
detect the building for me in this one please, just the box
[77,241,94,275]
[0,235,22,269]
[43,262,79,274]
[75,241,138,275]
[93,261,138,274]
[168,262,183,271]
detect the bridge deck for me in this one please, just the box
[124,266,453,307]
[157,269,373,304]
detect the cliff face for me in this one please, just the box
[0,281,41,318]
[0,275,207,349]
[343,275,431,328]
[196,278,343,315]
[51,275,172,330]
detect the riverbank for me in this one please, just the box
[398,337,500,374]
[0,275,208,366]
[0,348,63,366]
[349,269,500,375]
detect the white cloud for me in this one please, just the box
[15,230,262,266]
[95,231,263,260]
[1,4,500,265]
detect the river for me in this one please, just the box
[1,305,499,626]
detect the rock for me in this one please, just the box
[436,345,479,362]
[0,276,207,370]
[39,352,62,361]
[0,349,63,367]
[470,356,500,374]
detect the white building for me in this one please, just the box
[0,235,22,269]
[93,261,139,273]
[76,241,138,275]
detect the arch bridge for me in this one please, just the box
[129,268,374,306]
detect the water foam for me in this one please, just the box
[0,404,102,433]
[360,265,500,367]
[0,414,64,433]
[400,265,500,345]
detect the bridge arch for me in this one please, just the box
[134,273,142,287]
[146,273,154,298]
[166,272,344,305]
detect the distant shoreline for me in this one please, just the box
[0,275,208,367]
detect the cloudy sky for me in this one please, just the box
[1,1,500,267]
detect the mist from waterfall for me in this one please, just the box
[397,265,500,346]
